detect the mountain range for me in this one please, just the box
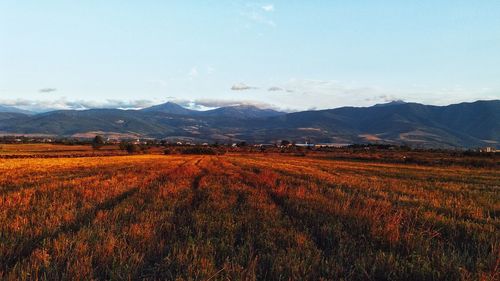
[0,100,498,148]
[0,105,33,115]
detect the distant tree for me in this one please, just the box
[280,140,291,146]
[119,142,141,154]
[119,141,128,151]
[125,143,140,154]
[181,147,218,155]
[140,144,151,153]
[92,135,105,150]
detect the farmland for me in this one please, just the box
[0,148,498,280]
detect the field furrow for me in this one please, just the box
[0,154,498,280]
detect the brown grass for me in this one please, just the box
[0,150,498,280]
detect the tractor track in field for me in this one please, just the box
[2,187,139,274]
[2,159,192,275]
[135,157,211,280]
[212,159,332,259]
[229,157,500,226]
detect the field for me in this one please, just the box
[0,144,125,157]
[0,147,499,280]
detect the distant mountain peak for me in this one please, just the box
[163,101,181,106]
[140,101,194,115]
[373,100,408,107]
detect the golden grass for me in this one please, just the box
[0,153,498,280]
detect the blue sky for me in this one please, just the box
[1,0,499,111]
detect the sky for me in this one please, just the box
[1,0,500,111]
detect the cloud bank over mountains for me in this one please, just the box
[0,97,279,113]
[1,79,498,113]
[0,98,156,112]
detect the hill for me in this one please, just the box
[0,100,498,148]
[198,105,284,119]
[0,105,33,115]
[140,102,197,115]
[252,100,499,148]
[0,112,28,121]
[141,102,284,119]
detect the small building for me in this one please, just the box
[479,147,497,153]
[315,143,350,148]
[257,143,276,148]
[295,143,315,148]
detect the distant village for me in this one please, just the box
[0,135,498,153]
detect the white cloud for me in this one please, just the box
[231,82,258,91]
[260,78,500,110]
[39,88,57,93]
[0,98,156,112]
[0,97,280,112]
[206,66,216,75]
[268,86,284,91]
[258,79,401,110]
[246,11,276,27]
[188,66,199,78]
[284,79,381,97]
[3,81,497,114]
[241,3,276,28]
[172,98,277,110]
[262,4,274,12]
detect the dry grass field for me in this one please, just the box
[0,149,498,280]
[0,144,124,157]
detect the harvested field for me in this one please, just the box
[0,153,498,280]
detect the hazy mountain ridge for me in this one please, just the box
[141,102,285,119]
[0,100,498,148]
[140,102,197,115]
[0,105,33,115]
[0,112,29,121]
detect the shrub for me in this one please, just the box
[91,135,105,150]
[181,147,218,155]
[119,142,142,154]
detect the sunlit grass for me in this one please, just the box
[0,153,498,280]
